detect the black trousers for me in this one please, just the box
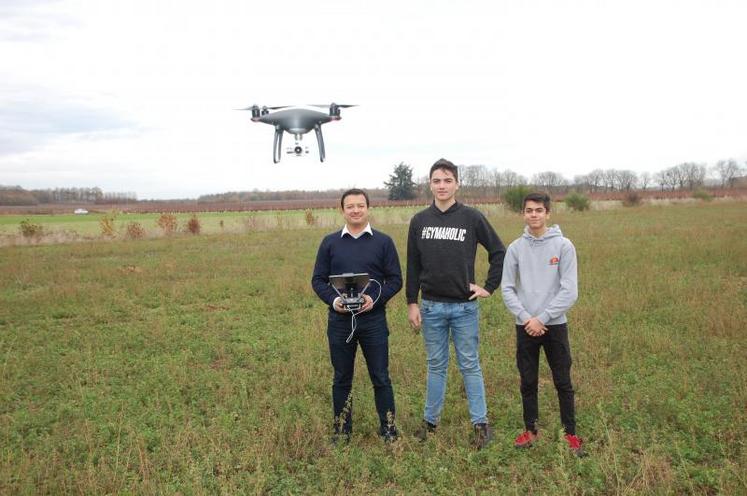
[516,323,576,435]
[327,312,395,435]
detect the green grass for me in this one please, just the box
[0,202,745,494]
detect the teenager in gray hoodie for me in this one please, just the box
[500,191,585,457]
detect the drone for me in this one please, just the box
[239,103,355,163]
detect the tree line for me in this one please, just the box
[0,186,137,206]
[196,188,388,203]
[385,159,747,200]
[2,158,744,206]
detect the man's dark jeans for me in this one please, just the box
[327,311,395,434]
[516,323,576,435]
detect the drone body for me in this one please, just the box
[241,103,355,163]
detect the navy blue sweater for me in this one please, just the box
[311,228,402,322]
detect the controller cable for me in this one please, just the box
[331,279,383,343]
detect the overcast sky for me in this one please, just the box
[1,0,745,199]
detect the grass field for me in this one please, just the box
[0,207,428,243]
[1,202,745,494]
[0,202,618,243]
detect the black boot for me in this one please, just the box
[413,420,437,442]
[473,423,493,450]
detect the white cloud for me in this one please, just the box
[1,0,745,198]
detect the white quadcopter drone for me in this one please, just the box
[239,103,356,163]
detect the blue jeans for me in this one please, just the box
[420,299,487,425]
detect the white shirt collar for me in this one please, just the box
[341,223,373,239]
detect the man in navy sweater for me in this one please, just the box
[312,188,402,443]
[407,159,506,450]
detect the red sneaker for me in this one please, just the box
[514,430,538,448]
[564,434,586,457]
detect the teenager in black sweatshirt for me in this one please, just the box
[406,159,505,450]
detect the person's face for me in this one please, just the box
[430,168,459,203]
[523,200,550,232]
[341,194,369,228]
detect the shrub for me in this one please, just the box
[125,222,145,239]
[186,214,201,235]
[304,209,317,226]
[623,190,642,207]
[99,213,117,237]
[693,189,713,202]
[564,192,591,212]
[19,219,43,241]
[502,186,531,213]
[156,213,178,235]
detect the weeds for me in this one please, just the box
[623,190,642,207]
[304,209,317,226]
[125,222,146,239]
[18,219,43,241]
[243,215,259,231]
[185,214,201,235]
[156,213,178,235]
[99,212,117,237]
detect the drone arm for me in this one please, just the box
[273,127,283,163]
[314,124,326,162]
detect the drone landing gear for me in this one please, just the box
[273,127,283,163]
[314,124,326,162]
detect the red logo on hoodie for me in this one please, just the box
[549,256,559,265]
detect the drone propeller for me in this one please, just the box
[236,105,291,111]
[309,104,357,108]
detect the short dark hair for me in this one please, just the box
[429,158,459,181]
[523,192,552,212]
[340,188,370,209]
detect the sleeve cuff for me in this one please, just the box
[537,311,551,325]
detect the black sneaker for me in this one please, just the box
[380,425,400,443]
[413,421,437,441]
[473,423,493,450]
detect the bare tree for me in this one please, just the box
[616,170,638,191]
[532,171,568,192]
[491,168,505,195]
[677,162,706,190]
[664,165,686,190]
[586,169,604,192]
[639,171,652,190]
[601,169,617,192]
[500,170,527,190]
[457,165,490,198]
[573,174,591,192]
[713,159,742,188]
[654,171,668,191]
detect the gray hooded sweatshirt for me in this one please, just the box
[501,224,578,325]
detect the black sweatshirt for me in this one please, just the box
[406,202,505,304]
